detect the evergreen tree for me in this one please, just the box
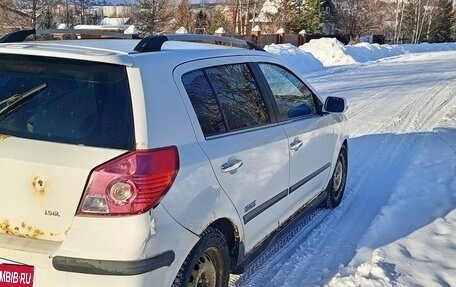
[429,0,455,42]
[208,8,226,35]
[195,9,208,34]
[289,0,323,33]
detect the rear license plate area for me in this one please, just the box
[0,258,34,286]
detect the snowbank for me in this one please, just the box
[300,38,357,66]
[265,38,456,73]
[264,43,324,74]
[345,41,456,64]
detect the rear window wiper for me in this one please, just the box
[0,83,47,118]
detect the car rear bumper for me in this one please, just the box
[52,250,175,275]
[0,204,199,287]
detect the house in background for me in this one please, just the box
[73,17,135,37]
[99,17,132,26]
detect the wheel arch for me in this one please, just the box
[342,138,348,166]
[207,218,243,273]
[342,138,348,152]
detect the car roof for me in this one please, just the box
[0,39,272,67]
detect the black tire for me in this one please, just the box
[172,227,230,287]
[324,145,347,208]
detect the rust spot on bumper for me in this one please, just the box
[0,134,9,141]
[0,220,45,239]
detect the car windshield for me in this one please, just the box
[0,54,134,150]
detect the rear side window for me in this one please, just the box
[182,63,270,137]
[181,70,227,135]
[205,64,269,130]
[0,55,134,150]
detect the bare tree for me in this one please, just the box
[7,0,60,29]
[356,0,394,37]
[333,0,360,41]
[173,0,193,32]
[399,0,433,43]
[393,0,406,43]
[0,0,31,33]
[229,0,241,34]
[243,0,251,34]
[276,0,294,30]
[71,0,93,25]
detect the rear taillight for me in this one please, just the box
[77,147,179,216]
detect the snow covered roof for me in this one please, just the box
[215,27,225,34]
[74,24,131,32]
[175,27,188,34]
[252,25,262,32]
[100,17,131,26]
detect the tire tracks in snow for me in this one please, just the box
[380,72,456,134]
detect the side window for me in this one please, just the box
[182,70,227,136]
[205,64,269,130]
[259,63,316,120]
[182,63,270,137]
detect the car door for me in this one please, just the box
[175,59,291,251]
[257,63,337,210]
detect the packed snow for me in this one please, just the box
[232,39,456,287]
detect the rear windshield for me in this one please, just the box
[0,55,134,150]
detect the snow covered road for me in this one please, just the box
[231,50,456,287]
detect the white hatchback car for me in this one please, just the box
[0,31,348,287]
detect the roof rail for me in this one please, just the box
[0,29,139,43]
[134,34,265,53]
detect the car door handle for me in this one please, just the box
[290,139,303,151]
[221,159,243,173]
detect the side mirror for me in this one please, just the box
[324,97,347,113]
[288,103,314,118]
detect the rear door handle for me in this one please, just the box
[290,139,303,151]
[221,159,243,173]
